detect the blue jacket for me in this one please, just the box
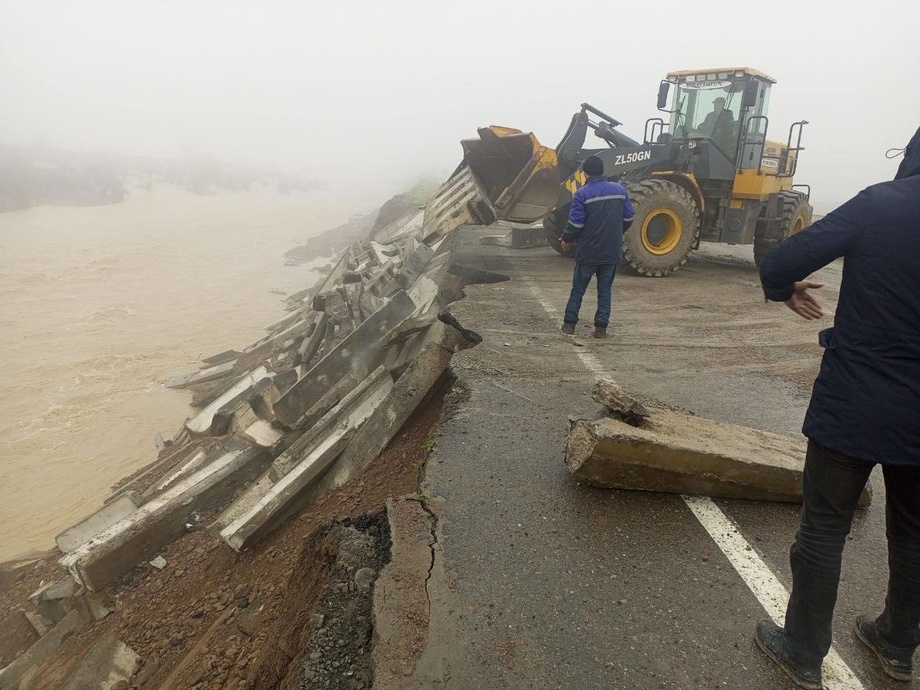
[561,177,635,264]
[760,126,920,466]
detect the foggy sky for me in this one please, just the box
[2,0,918,211]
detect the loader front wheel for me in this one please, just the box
[753,191,812,267]
[543,207,574,258]
[623,180,700,277]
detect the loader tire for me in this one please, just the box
[623,180,701,277]
[753,191,812,267]
[543,207,575,258]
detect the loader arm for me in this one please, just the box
[458,103,673,224]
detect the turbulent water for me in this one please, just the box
[0,184,389,561]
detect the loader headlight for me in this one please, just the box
[687,140,698,150]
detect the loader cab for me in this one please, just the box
[662,68,774,178]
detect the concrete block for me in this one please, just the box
[60,441,270,591]
[370,208,425,245]
[71,591,115,622]
[218,429,355,551]
[184,366,269,436]
[144,449,208,498]
[312,322,464,495]
[269,313,316,353]
[241,419,284,448]
[55,493,141,554]
[201,349,243,366]
[164,360,236,390]
[59,634,139,690]
[566,403,872,505]
[0,609,84,689]
[23,611,50,638]
[510,224,546,248]
[36,598,67,625]
[397,244,435,289]
[271,366,394,480]
[407,275,440,318]
[295,371,359,433]
[295,312,329,368]
[263,305,310,335]
[274,290,415,427]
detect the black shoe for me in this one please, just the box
[754,620,824,690]
[561,322,575,335]
[855,615,914,682]
[593,326,607,338]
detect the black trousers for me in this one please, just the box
[785,440,920,665]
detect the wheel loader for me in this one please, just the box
[460,67,813,275]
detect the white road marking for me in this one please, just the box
[527,281,864,690]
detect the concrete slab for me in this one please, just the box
[60,441,270,591]
[165,360,236,390]
[274,290,415,427]
[201,349,243,366]
[185,366,269,436]
[397,244,435,289]
[55,493,141,554]
[312,322,464,496]
[271,366,393,480]
[59,634,139,690]
[241,419,284,448]
[218,429,355,551]
[0,609,84,689]
[144,449,208,498]
[407,275,439,318]
[23,611,50,638]
[566,399,872,505]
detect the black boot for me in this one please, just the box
[755,620,824,689]
[593,325,607,338]
[561,322,575,335]
[855,615,915,682]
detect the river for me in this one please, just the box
[0,183,391,561]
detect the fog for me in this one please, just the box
[2,0,919,210]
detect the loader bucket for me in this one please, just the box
[459,126,561,224]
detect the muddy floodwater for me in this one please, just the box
[0,184,389,561]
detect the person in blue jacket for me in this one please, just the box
[755,127,920,689]
[559,155,635,338]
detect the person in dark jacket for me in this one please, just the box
[559,155,635,338]
[755,127,920,689]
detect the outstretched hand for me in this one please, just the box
[784,280,824,320]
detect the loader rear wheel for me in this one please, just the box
[543,207,574,258]
[753,191,813,267]
[623,180,701,277]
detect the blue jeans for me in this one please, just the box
[785,441,920,666]
[564,262,617,327]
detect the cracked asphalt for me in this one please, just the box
[412,227,907,689]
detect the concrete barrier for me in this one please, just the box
[566,402,872,506]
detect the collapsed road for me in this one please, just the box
[386,226,898,690]
[0,177,902,689]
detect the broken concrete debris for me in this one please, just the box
[0,172,490,685]
[0,609,84,689]
[566,379,872,506]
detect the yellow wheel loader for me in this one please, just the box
[460,67,813,275]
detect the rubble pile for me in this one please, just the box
[0,168,495,689]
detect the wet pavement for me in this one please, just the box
[419,228,904,689]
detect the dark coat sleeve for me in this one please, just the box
[759,191,868,301]
[562,190,586,242]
